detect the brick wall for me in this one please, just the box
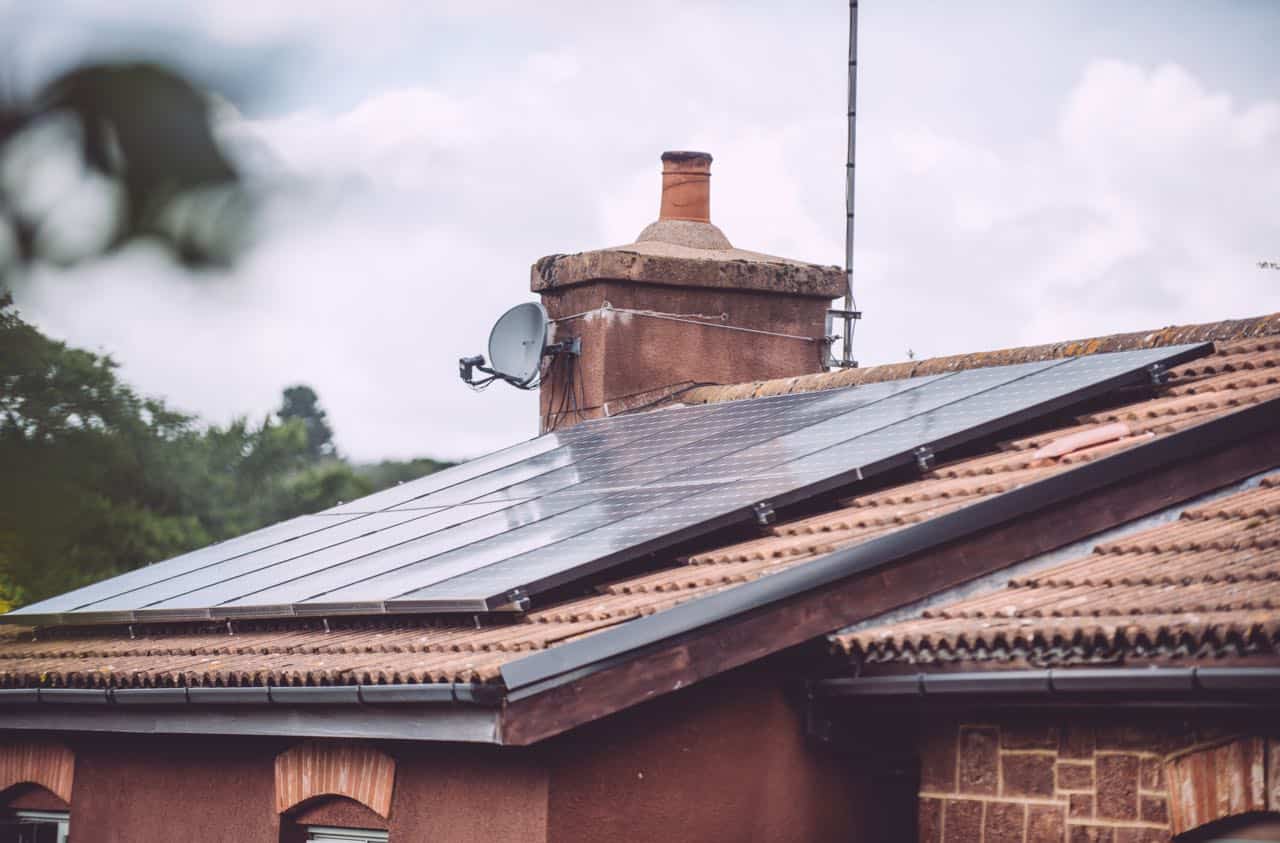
[915,719,1220,843]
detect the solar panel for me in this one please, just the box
[4,343,1209,626]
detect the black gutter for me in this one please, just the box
[812,667,1280,703]
[0,682,502,707]
[500,397,1280,697]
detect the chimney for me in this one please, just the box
[532,151,845,432]
[658,150,712,222]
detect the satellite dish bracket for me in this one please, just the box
[544,336,581,357]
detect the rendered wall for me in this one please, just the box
[34,734,546,843]
[0,678,869,842]
[543,675,870,843]
[66,734,283,843]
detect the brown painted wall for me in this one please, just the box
[4,782,70,812]
[67,734,283,843]
[0,678,871,842]
[542,676,868,843]
[383,744,547,842]
[36,734,547,843]
[284,796,388,842]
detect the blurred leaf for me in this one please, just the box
[1,60,249,275]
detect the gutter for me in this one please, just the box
[0,683,505,744]
[811,667,1280,705]
[0,682,502,706]
[500,397,1280,697]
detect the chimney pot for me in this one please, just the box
[659,150,712,223]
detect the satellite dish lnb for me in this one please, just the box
[459,302,579,390]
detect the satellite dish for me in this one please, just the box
[488,302,548,386]
[459,301,575,391]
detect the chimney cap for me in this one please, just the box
[661,150,713,165]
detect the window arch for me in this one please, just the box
[274,742,395,819]
[0,742,74,806]
[1167,737,1280,837]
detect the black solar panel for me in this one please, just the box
[4,343,1209,626]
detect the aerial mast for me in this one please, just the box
[828,0,863,368]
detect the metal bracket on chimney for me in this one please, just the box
[914,446,935,473]
[544,337,581,358]
[752,501,777,529]
[824,309,862,369]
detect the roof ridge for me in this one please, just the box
[679,311,1280,406]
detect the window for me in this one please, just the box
[305,828,388,843]
[0,810,70,843]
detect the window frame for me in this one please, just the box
[10,809,70,843]
[305,826,389,843]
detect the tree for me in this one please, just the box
[278,384,336,460]
[0,294,451,607]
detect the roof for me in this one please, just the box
[678,312,1280,406]
[832,471,1280,671]
[1,314,1278,743]
[1,327,1276,690]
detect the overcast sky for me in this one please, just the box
[4,0,1278,462]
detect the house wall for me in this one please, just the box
[27,733,547,843]
[66,734,283,843]
[0,677,873,842]
[542,676,870,843]
[912,715,1274,843]
[3,782,70,813]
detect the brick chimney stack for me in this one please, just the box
[532,151,845,432]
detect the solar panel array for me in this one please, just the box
[6,343,1209,627]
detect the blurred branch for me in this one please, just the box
[0,60,251,281]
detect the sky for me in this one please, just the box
[3,0,1278,462]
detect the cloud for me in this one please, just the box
[849,58,1280,362]
[9,3,1280,463]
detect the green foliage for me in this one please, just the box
[354,457,454,489]
[0,294,446,606]
[279,384,336,459]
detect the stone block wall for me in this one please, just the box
[915,719,1207,843]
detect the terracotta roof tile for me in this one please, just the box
[4,323,1280,689]
[833,469,1280,668]
[677,313,1280,406]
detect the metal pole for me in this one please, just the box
[843,0,858,366]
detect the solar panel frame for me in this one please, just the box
[1,342,1211,627]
